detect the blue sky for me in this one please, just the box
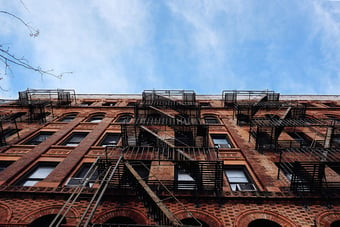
[1,0,340,98]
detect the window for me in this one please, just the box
[331,134,340,148]
[87,114,105,123]
[67,163,98,186]
[199,102,211,107]
[204,116,220,124]
[59,113,77,122]
[287,131,312,147]
[116,115,132,123]
[127,102,136,107]
[102,102,116,107]
[61,132,88,146]
[24,131,55,145]
[177,169,195,190]
[0,161,13,172]
[80,101,93,106]
[18,162,58,186]
[99,133,120,147]
[211,134,233,148]
[225,166,256,191]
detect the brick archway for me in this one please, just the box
[174,210,223,227]
[234,210,297,227]
[92,208,149,224]
[316,211,340,227]
[17,205,79,225]
[0,203,12,223]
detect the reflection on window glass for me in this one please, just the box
[99,133,120,147]
[19,163,58,186]
[211,134,233,148]
[61,132,88,146]
[225,167,256,191]
[24,131,54,145]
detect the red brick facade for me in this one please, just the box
[0,90,338,226]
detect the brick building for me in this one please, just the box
[0,89,339,227]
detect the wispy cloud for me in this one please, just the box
[0,0,339,98]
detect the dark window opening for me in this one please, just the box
[104,216,136,224]
[102,102,116,107]
[61,132,88,146]
[175,131,194,146]
[28,214,66,227]
[199,102,211,107]
[59,113,77,122]
[204,116,220,124]
[99,133,121,147]
[181,218,209,227]
[224,166,256,191]
[0,161,13,172]
[116,115,132,123]
[67,163,98,186]
[17,162,58,186]
[331,134,340,148]
[331,220,340,227]
[211,134,233,148]
[24,131,54,145]
[80,101,93,106]
[287,131,312,147]
[248,219,281,227]
[323,102,339,107]
[127,102,136,107]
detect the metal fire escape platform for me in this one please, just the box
[277,147,340,205]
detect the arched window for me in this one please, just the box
[115,114,132,123]
[181,218,209,227]
[204,115,220,124]
[104,216,136,224]
[28,214,66,227]
[331,220,340,227]
[87,113,105,123]
[58,113,78,122]
[248,219,281,227]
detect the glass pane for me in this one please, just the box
[225,170,248,183]
[101,133,120,146]
[23,180,39,187]
[178,173,194,181]
[30,166,55,178]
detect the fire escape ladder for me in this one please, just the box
[77,156,123,227]
[125,161,201,226]
[50,157,102,227]
[251,95,268,116]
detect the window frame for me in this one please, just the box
[23,131,55,145]
[60,132,89,146]
[66,163,98,187]
[98,133,121,147]
[86,114,105,123]
[0,161,13,172]
[224,166,256,191]
[58,113,78,122]
[176,168,196,190]
[211,134,233,148]
[115,114,132,123]
[204,115,220,124]
[17,162,58,187]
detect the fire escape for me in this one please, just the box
[222,90,281,125]
[17,89,76,123]
[247,99,340,206]
[52,90,223,227]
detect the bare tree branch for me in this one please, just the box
[0,5,72,89]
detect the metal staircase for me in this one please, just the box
[50,156,123,227]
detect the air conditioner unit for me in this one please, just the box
[237,183,256,191]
